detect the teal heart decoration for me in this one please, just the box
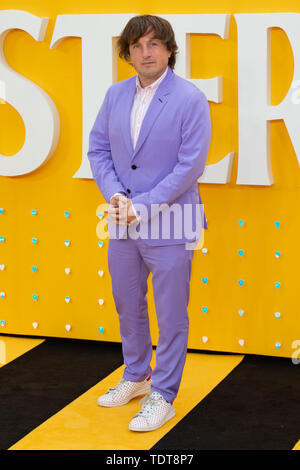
[238,220,244,226]
[98,241,104,247]
[32,266,37,272]
[275,282,281,288]
[97,212,104,219]
[64,211,70,218]
[202,277,208,284]
[0,320,5,326]
[32,294,38,301]
[274,312,281,319]
[238,309,244,316]
[0,208,4,214]
[274,221,280,228]
[202,306,208,313]
[275,251,281,258]
[32,238,38,244]
[31,210,37,216]
[64,240,70,246]
[238,250,244,256]
[98,327,104,334]
[238,280,244,286]
[275,342,281,349]
[0,237,5,243]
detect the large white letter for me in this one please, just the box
[160,14,234,184]
[0,10,60,176]
[50,14,137,180]
[235,13,300,185]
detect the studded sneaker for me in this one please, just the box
[128,391,175,432]
[97,373,152,407]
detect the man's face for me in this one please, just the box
[128,29,171,85]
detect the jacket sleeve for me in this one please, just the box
[87,87,127,203]
[130,89,211,223]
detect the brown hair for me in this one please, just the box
[116,15,178,69]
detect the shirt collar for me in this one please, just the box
[136,66,168,92]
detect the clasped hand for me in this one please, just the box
[107,194,138,226]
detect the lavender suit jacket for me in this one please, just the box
[87,65,211,245]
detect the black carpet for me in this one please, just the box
[0,337,124,450]
[1,338,299,450]
[152,354,300,450]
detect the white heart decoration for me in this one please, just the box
[65,324,71,332]
[202,248,208,254]
[32,322,38,329]
[98,299,104,306]
[0,264,5,271]
[238,339,245,346]
[98,270,104,277]
[202,336,208,343]
[65,268,71,275]
[0,292,5,298]
[65,297,71,303]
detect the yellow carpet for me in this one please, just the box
[293,440,300,450]
[10,351,244,450]
[0,335,44,367]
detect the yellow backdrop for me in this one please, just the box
[0,0,299,359]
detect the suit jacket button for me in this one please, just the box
[131,165,137,170]
[126,189,131,194]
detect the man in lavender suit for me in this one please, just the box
[87,14,211,432]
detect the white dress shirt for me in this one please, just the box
[130,66,168,149]
[112,67,168,223]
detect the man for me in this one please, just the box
[87,14,211,432]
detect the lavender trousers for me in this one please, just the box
[107,236,195,403]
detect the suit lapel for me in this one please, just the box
[120,66,174,161]
[131,93,168,161]
[121,77,137,157]
[131,66,174,160]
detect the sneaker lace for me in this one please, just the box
[107,378,129,393]
[135,394,161,417]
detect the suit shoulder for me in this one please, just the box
[172,73,207,101]
[106,76,135,95]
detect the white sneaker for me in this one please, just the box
[97,374,152,407]
[129,391,175,432]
